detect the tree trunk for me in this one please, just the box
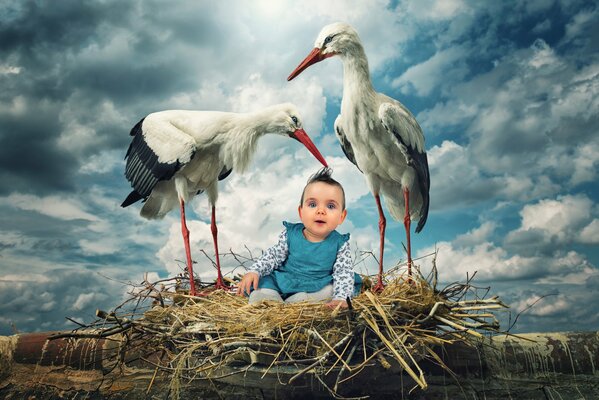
[1,331,598,399]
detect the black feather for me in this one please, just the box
[336,125,362,172]
[121,190,143,208]
[413,150,430,233]
[122,118,185,202]
[218,166,233,181]
[388,127,430,233]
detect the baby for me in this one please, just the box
[237,168,360,309]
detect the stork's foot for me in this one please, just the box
[372,279,385,294]
[192,278,231,296]
[189,291,212,298]
[187,284,211,298]
[213,278,231,291]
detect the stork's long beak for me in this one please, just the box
[291,128,328,167]
[287,48,333,81]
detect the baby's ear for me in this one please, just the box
[297,205,303,219]
[340,209,347,223]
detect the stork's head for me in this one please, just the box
[268,103,328,168]
[288,22,360,81]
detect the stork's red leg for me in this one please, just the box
[403,188,413,278]
[180,199,197,296]
[210,206,228,290]
[372,194,386,293]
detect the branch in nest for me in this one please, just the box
[288,326,362,384]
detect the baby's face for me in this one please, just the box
[298,182,347,242]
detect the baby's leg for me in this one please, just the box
[248,288,284,304]
[285,285,334,304]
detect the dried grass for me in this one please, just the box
[54,252,508,398]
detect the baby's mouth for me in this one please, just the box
[315,219,326,224]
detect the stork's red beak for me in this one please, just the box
[287,48,335,81]
[291,128,328,167]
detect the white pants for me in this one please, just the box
[248,284,334,305]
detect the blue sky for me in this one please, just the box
[0,0,597,335]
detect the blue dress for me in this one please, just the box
[258,222,361,299]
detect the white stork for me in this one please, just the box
[122,103,328,296]
[288,22,430,291]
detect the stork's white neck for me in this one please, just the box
[340,43,374,97]
[339,44,376,124]
[221,110,274,172]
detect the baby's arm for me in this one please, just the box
[237,229,288,296]
[327,241,354,308]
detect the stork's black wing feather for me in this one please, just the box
[218,166,233,181]
[379,103,430,233]
[335,123,362,173]
[387,131,430,232]
[121,118,188,207]
[411,150,430,233]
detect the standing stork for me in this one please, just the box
[288,23,430,291]
[122,103,328,296]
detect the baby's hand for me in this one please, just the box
[325,299,348,310]
[236,272,260,296]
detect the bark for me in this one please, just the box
[0,331,598,399]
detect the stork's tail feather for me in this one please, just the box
[415,189,429,233]
[121,190,143,208]
[415,214,427,233]
[140,198,169,220]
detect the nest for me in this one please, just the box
[53,254,508,398]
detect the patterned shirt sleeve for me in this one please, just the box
[247,229,288,277]
[332,241,354,300]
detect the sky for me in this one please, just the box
[0,0,597,335]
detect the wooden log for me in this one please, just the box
[0,331,598,399]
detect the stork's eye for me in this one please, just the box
[324,35,333,45]
[291,116,298,125]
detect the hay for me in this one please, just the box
[53,254,508,398]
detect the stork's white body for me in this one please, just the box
[139,110,265,219]
[337,84,427,223]
[288,22,430,283]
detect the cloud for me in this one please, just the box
[0,193,99,221]
[513,292,570,317]
[562,6,599,45]
[400,0,466,21]
[228,73,327,136]
[392,46,469,97]
[0,268,125,335]
[453,221,496,247]
[519,194,592,234]
[580,219,599,244]
[418,194,598,283]
[505,194,599,248]
[412,29,599,214]
[0,64,21,75]
[426,140,560,211]
[415,220,599,333]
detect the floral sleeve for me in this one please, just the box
[247,229,288,277]
[332,241,354,300]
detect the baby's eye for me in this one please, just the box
[327,203,336,210]
[308,201,317,208]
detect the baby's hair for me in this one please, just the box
[300,167,346,210]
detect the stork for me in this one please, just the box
[288,23,430,291]
[121,103,328,296]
